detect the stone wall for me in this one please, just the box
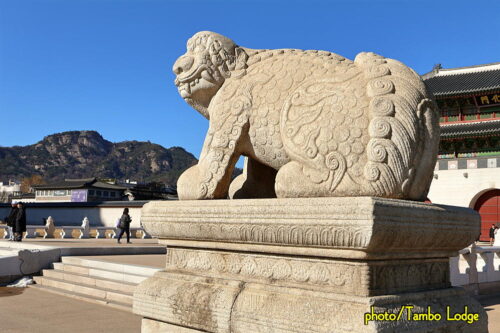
[0,201,150,227]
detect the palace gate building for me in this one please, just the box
[423,63,500,240]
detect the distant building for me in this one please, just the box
[423,63,500,240]
[0,181,21,195]
[0,181,22,203]
[33,178,126,203]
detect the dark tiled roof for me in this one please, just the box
[33,179,95,190]
[65,178,96,183]
[441,119,500,139]
[423,67,500,97]
[91,181,127,190]
[33,178,126,190]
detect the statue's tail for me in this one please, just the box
[407,98,440,200]
[355,52,440,200]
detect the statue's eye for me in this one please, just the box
[194,45,205,53]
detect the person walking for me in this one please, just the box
[5,201,18,241]
[117,207,132,244]
[490,224,497,246]
[13,202,26,242]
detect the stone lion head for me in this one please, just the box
[173,31,248,119]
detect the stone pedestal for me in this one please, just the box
[133,197,488,332]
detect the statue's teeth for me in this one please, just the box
[201,70,215,82]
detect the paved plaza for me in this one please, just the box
[480,293,500,333]
[0,287,142,333]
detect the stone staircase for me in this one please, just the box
[31,257,161,312]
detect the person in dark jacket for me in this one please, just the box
[13,202,26,242]
[5,202,18,241]
[490,224,497,246]
[117,207,132,244]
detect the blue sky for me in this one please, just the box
[1,0,499,163]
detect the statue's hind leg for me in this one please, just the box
[275,150,348,198]
[275,161,329,198]
[229,157,277,199]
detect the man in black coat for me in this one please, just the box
[5,202,18,241]
[13,202,26,242]
[490,224,497,246]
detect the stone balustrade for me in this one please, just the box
[133,228,152,239]
[59,217,90,239]
[95,227,115,239]
[0,216,150,240]
[450,244,500,293]
[108,227,151,239]
[24,226,42,239]
[59,226,90,239]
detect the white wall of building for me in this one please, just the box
[428,167,500,208]
[0,182,21,193]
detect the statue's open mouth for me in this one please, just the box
[176,64,215,85]
[179,83,191,98]
[176,66,217,98]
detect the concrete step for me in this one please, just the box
[32,256,160,312]
[29,284,132,313]
[61,256,160,276]
[41,269,136,294]
[33,275,134,305]
[52,262,150,284]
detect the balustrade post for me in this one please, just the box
[464,244,479,295]
[60,227,73,239]
[484,251,498,282]
[95,228,106,238]
[43,216,56,239]
[23,227,37,239]
[81,217,90,239]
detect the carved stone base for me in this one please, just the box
[133,198,488,332]
[163,248,451,296]
[134,269,487,333]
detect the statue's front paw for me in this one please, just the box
[177,165,208,200]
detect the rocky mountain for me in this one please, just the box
[0,131,198,186]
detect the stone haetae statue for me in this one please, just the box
[173,31,439,200]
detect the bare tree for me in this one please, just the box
[20,175,46,193]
